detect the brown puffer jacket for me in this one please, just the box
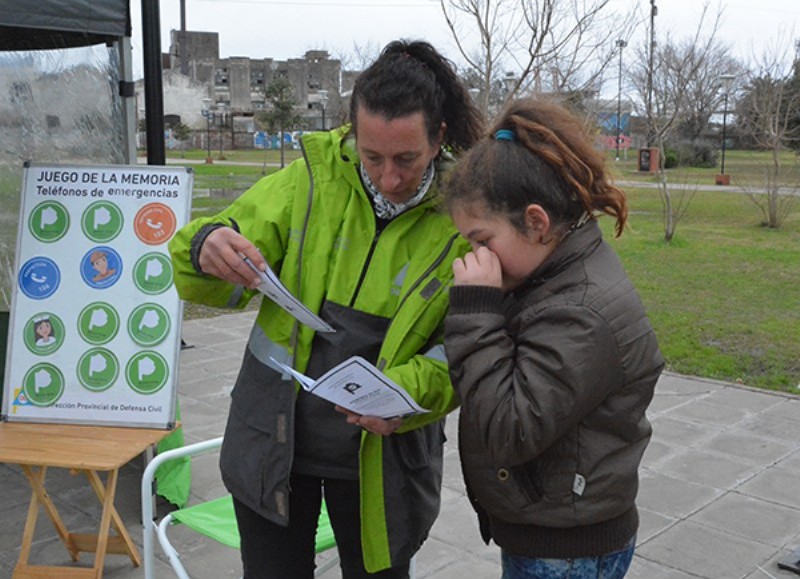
[444,219,664,559]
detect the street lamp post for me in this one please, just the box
[646,0,657,148]
[615,39,627,162]
[318,90,328,131]
[201,97,213,164]
[502,72,517,101]
[716,74,736,185]
[216,102,226,160]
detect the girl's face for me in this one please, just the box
[451,201,556,291]
[355,108,444,204]
[37,321,52,338]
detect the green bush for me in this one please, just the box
[663,148,680,168]
[670,139,719,168]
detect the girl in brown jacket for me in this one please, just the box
[443,98,664,579]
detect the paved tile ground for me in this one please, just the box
[2,310,800,579]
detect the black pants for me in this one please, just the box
[232,474,410,579]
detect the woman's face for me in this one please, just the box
[355,108,444,204]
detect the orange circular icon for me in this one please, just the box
[134,203,177,245]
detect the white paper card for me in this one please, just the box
[244,256,335,333]
[269,356,429,419]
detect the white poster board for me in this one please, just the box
[1,163,193,429]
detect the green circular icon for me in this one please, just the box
[126,351,169,395]
[77,302,120,345]
[22,363,65,406]
[23,312,65,355]
[28,201,69,242]
[128,303,171,347]
[77,348,119,392]
[132,253,173,295]
[82,201,124,243]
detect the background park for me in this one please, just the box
[137,144,799,395]
[1,0,798,395]
[0,3,798,578]
[137,1,800,393]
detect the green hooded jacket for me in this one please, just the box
[168,126,469,571]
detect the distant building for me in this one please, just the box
[134,29,353,149]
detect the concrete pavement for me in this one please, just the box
[3,309,800,578]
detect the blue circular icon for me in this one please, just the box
[19,257,61,300]
[80,246,123,289]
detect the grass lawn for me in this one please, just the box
[607,148,800,186]
[166,147,800,393]
[605,187,799,392]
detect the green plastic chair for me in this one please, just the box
[142,437,339,579]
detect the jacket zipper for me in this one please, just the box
[348,219,387,309]
[288,139,315,361]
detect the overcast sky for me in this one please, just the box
[129,0,798,78]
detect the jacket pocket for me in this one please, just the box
[511,460,544,504]
[230,349,294,432]
[221,349,294,519]
[390,421,444,471]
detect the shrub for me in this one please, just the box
[663,148,680,168]
[670,139,719,168]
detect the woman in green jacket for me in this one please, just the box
[168,40,483,578]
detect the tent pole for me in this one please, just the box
[118,36,138,164]
[141,0,165,165]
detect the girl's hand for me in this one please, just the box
[452,246,502,288]
[199,227,266,289]
[336,406,403,436]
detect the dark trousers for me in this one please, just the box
[232,474,410,579]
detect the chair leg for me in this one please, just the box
[157,514,192,579]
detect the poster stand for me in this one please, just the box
[0,163,193,577]
[2,162,192,427]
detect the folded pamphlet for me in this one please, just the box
[243,255,335,333]
[269,356,429,419]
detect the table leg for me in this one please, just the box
[84,469,141,566]
[93,468,116,577]
[20,465,80,562]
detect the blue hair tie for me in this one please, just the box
[494,129,515,141]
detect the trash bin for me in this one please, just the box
[638,147,659,173]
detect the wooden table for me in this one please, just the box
[0,421,174,579]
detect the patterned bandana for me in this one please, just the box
[359,161,436,220]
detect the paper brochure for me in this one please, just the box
[269,356,429,419]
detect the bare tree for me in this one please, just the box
[255,76,302,170]
[674,44,743,144]
[736,33,800,229]
[437,0,637,117]
[347,40,382,72]
[628,2,724,241]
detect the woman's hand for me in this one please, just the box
[336,406,403,436]
[452,246,502,288]
[199,227,266,288]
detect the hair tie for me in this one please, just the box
[494,129,515,141]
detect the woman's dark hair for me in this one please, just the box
[349,40,484,153]
[445,97,628,237]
